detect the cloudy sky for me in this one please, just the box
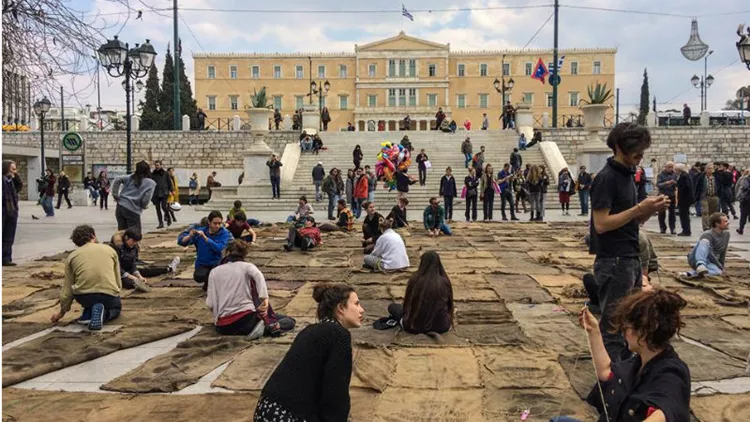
[62,0,749,114]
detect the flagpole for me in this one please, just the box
[552,0,559,128]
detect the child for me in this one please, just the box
[226,212,257,243]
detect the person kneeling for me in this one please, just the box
[207,240,295,339]
[682,212,730,278]
[363,219,409,272]
[226,212,257,243]
[111,229,181,293]
[386,251,453,334]
[51,225,122,331]
[177,211,232,290]
[424,197,452,236]
[284,217,322,252]
[361,201,384,254]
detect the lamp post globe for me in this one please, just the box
[690,75,700,88]
[323,80,331,92]
[507,78,515,90]
[97,36,127,69]
[493,78,501,91]
[310,81,317,93]
[138,39,157,69]
[136,79,145,92]
[705,74,714,88]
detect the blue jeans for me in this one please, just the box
[687,239,723,276]
[247,218,261,227]
[695,199,702,216]
[41,194,54,216]
[368,191,375,203]
[593,256,642,361]
[579,189,590,214]
[429,223,452,235]
[464,153,472,168]
[328,194,339,220]
[314,181,322,201]
[353,198,364,218]
[270,176,281,198]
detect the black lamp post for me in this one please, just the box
[493,55,515,120]
[97,36,156,173]
[33,97,52,176]
[121,78,145,115]
[310,79,331,130]
[737,25,750,70]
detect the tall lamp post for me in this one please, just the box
[121,78,145,118]
[493,55,515,126]
[737,24,750,70]
[691,50,714,112]
[97,36,156,173]
[310,79,330,130]
[33,97,52,175]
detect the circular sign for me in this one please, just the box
[549,74,562,87]
[61,132,83,152]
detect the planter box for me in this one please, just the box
[245,108,274,132]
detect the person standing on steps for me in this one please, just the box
[577,166,592,216]
[322,168,344,221]
[345,168,355,207]
[111,161,156,233]
[510,148,522,174]
[435,107,446,130]
[497,163,517,221]
[321,106,331,131]
[55,171,73,209]
[676,163,695,237]
[481,113,489,130]
[353,168,369,219]
[97,170,110,211]
[2,160,22,266]
[150,160,173,229]
[590,122,669,362]
[266,155,282,200]
[513,168,528,215]
[472,145,485,175]
[312,161,326,202]
[461,137,473,169]
[464,167,479,222]
[656,161,678,234]
[480,163,498,221]
[527,165,544,221]
[273,108,282,130]
[365,165,377,203]
[352,145,363,171]
[539,165,550,220]
[439,167,457,221]
[416,148,429,186]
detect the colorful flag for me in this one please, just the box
[550,55,565,76]
[531,58,549,84]
[402,4,414,21]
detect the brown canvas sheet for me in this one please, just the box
[672,340,747,381]
[2,287,60,319]
[389,347,481,389]
[350,387,379,421]
[1,321,50,345]
[453,287,500,302]
[454,322,529,346]
[680,317,750,360]
[373,387,485,422]
[392,329,467,346]
[483,387,598,422]
[211,343,290,391]
[476,346,568,389]
[558,354,597,399]
[485,274,555,304]
[103,326,253,393]
[509,303,587,355]
[455,301,513,325]
[350,346,396,392]
[690,393,750,422]
[281,282,319,317]
[352,325,398,346]
[2,285,47,304]
[722,314,750,329]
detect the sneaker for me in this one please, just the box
[670,230,676,235]
[89,303,105,331]
[77,308,92,325]
[131,277,152,293]
[2,261,16,267]
[511,217,519,221]
[156,224,164,229]
[677,232,691,237]
[247,320,265,341]
[737,229,744,235]
[168,256,181,273]
[696,264,709,276]
[283,244,292,252]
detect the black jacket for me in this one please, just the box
[387,205,408,228]
[464,175,479,197]
[677,173,695,206]
[440,175,457,197]
[57,175,71,193]
[311,165,326,182]
[510,151,522,167]
[151,168,173,199]
[3,174,22,216]
[577,172,593,191]
[715,170,734,200]
[362,212,384,241]
[416,153,429,169]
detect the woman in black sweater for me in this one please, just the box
[439,167,457,221]
[464,167,480,222]
[352,145,364,170]
[255,283,364,422]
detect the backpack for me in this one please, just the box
[189,179,198,189]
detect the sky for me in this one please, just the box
[59,0,750,114]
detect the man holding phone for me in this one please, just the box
[656,161,678,234]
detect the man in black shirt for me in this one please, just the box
[589,122,669,361]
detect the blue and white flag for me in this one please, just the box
[550,55,565,76]
[402,4,414,21]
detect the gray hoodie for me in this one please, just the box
[111,175,156,215]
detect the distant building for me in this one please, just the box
[2,70,31,125]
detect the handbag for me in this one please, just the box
[424,160,432,170]
[460,186,467,199]
[493,181,501,195]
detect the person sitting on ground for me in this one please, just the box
[207,240,294,339]
[255,283,364,422]
[386,251,453,334]
[363,219,410,272]
[51,225,122,331]
[361,201,384,254]
[228,200,262,227]
[336,199,354,232]
[567,290,690,422]
[110,229,180,293]
[526,129,542,149]
[682,212,730,278]
[226,212,257,243]
[400,135,413,152]
[287,195,315,223]
[388,197,409,228]
[284,216,322,252]
[177,211,232,290]
[300,134,313,152]
[312,134,323,154]
[424,197,452,236]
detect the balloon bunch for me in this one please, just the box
[375,142,412,190]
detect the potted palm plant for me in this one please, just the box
[579,82,613,130]
[244,87,275,131]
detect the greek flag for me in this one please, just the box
[402,4,414,21]
[550,55,565,76]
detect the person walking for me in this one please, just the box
[682,103,691,125]
[461,137,473,168]
[416,148,429,186]
[321,106,331,131]
[273,108,282,130]
[497,163,517,221]
[83,171,99,206]
[266,155,282,200]
[527,165,544,221]
[435,107,446,130]
[558,167,574,216]
[196,108,207,130]
[312,162,326,202]
[577,166,592,216]
[439,167,457,221]
[2,160,22,266]
[111,161,156,233]
[698,163,721,231]
[188,172,200,205]
[38,168,56,217]
[151,160,173,229]
[167,167,179,223]
[97,170,110,211]
[352,145,363,170]
[55,171,73,209]
[539,165,550,220]
[480,163,497,221]
[353,168,369,219]
[656,161,678,234]
[676,163,695,236]
[735,170,750,235]
[464,167,479,222]
[472,145,486,174]
[481,113,489,130]
[322,168,344,221]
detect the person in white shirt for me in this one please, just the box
[363,219,410,271]
[286,195,315,223]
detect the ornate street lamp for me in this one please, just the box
[311,79,331,130]
[737,24,750,70]
[33,97,52,176]
[97,36,156,173]
[690,50,714,112]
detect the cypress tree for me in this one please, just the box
[638,68,649,125]
[139,64,162,130]
[159,46,175,129]
[177,40,199,129]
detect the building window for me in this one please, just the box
[273,96,282,110]
[318,65,326,78]
[480,63,488,77]
[502,63,510,76]
[479,93,488,109]
[458,64,465,77]
[207,96,216,110]
[523,92,534,105]
[398,88,407,106]
[593,61,601,74]
[229,65,237,79]
[295,95,304,109]
[408,88,417,106]
[339,96,348,110]
[457,94,466,108]
[296,65,303,79]
[368,95,377,107]
[570,61,578,75]
[569,92,579,107]
[388,60,396,77]
[547,93,554,107]
[207,66,215,79]
[251,65,259,79]
[369,64,376,78]
[428,64,436,77]
[339,65,347,78]
[428,94,437,107]
[398,59,406,77]
[388,89,396,107]
[273,65,281,79]
[229,95,238,110]
[409,59,416,76]
[524,62,532,76]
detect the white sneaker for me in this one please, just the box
[696,264,708,276]
[247,320,265,341]
[168,256,181,273]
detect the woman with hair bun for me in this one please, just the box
[554,290,691,422]
[255,283,364,422]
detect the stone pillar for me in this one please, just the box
[284,114,292,130]
[69,184,91,206]
[236,138,276,199]
[647,112,658,127]
[515,104,534,140]
[233,115,241,131]
[542,112,550,128]
[700,111,710,127]
[131,114,140,131]
[301,104,320,133]
[182,114,191,131]
[79,115,88,131]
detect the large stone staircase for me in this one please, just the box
[206,130,576,213]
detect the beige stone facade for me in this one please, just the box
[193,32,616,131]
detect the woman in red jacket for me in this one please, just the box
[353,167,369,219]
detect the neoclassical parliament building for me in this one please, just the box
[193,32,616,131]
